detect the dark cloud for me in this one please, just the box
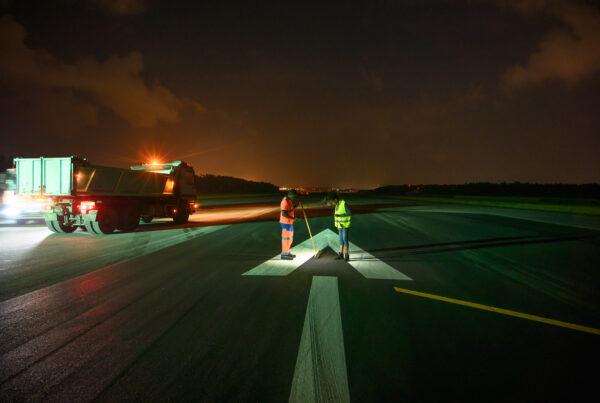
[0,15,185,128]
[362,69,384,91]
[93,0,149,15]
[1,2,599,187]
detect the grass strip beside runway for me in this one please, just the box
[389,196,600,216]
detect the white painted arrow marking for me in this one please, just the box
[346,241,412,280]
[243,228,411,402]
[243,228,412,280]
[242,233,320,276]
[289,276,350,403]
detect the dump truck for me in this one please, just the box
[15,156,198,234]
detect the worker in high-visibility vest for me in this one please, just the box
[280,189,299,259]
[327,191,352,261]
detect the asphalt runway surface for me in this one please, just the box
[1,195,599,401]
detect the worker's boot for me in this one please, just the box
[344,253,350,261]
[336,252,343,260]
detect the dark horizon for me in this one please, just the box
[2,1,600,188]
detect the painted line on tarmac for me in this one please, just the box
[316,229,412,280]
[242,235,318,276]
[289,276,350,403]
[393,287,600,336]
[243,228,412,280]
[347,241,412,280]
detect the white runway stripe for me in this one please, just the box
[289,276,350,403]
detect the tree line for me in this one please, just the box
[369,182,600,198]
[195,174,278,194]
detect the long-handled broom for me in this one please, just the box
[300,201,323,259]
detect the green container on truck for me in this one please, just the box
[15,156,198,234]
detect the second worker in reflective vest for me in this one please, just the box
[327,191,351,261]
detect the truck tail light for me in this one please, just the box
[80,201,95,213]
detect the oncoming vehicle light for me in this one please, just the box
[3,206,20,217]
[80,201,96,213]
[3,190,16,205]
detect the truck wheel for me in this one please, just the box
[84,220,99,234]
[45,219,59,233]
[141,215,153,224]
[172,204,189,224]
[117,211,139,232]
[51,219,77,233]
[92,207,116,234]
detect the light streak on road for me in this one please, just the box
[190,206,278,223]
[0,227,51,271]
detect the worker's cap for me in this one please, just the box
[287,189,298,198]
[326,191,338,202]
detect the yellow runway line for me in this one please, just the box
[393,287,600,336]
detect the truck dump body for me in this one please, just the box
[15,156,197,235]
[16,157,73,196]
[15,157,175,197]
[75,165,173,196]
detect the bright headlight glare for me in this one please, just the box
[3,207,21,217]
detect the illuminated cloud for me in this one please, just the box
[0,15,182,127]
[93,0,149,15]
[500,1,600,89]
[187,99,208,113]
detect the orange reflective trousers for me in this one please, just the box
[281,223,294,254]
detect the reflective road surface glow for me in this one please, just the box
[1,195,599,401]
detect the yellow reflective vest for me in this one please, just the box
[334,199,351,229]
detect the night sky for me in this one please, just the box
[1,0,599,188]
